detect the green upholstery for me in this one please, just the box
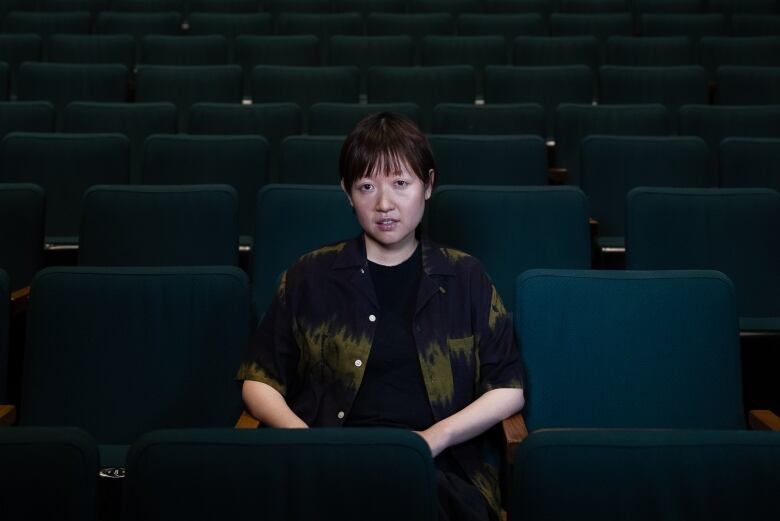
[485,65,593,139]
[635,0,705,12]
[368,65,475,131]
[581,136,712,249]
[713,0,778,14]
[422,36,506,97]
[558,0,628,12]
[366,13,455,63]
[266,0,331,14]
[1,12,90,49]
[554,103,670,185]
[0,183,44,292]
[78,185,239,267]
[428,135,548,185]
[187,12,272,38]
[49,35,135,71]
[235,35,319,94]
[250,65,360,129]
[187,102,300,179]
[698,37,780,81]
[731,15,780,36]
[0,34,41,98]
[110,0,184,11]
[516,269,745,429]
[550,13,633,43]
[719,137,780,191]
[599,66,708,124]
[124,428,436,521]
[17,63,128,118]
[717,66,780,105]
[457,14,546,45]
[0,268,7,402]
[411,0,483,15]
[428,186,591,313]
[626,188,780,330]
[63,102,177,183]
[334,0,407,14]
[0,62,8,101]
[136,65,242,128]
[0,133,130,243]
[329,35,414,94]
[0,427,98,521]
[252,184,360,318]
[513,36,600,70]
[432,102,545,135]
[141,35,228,65]
[20,266,250,464]
[142,135,269,239]
[606,36,695,66]
[485,0,552,13]
[309,102,422,135]
[279,135,344,184]
[512,429,780,521]
[640,14,727,40]
[273,13,363,63]
[678,105,780,173]
[188,0,260,12]
[0,101,54,140]
[94,12,182,39]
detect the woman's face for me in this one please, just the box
[343,161,433,263]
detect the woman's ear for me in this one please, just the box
[340,179,354,207]
[425,170,435,200]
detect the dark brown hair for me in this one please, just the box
[339,112,437,190]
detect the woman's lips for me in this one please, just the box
[376,218,399,231]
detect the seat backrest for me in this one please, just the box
[698,36,780,81]
[411,0,483,15]
[0,101,54,141]
[716,66,780,105]
[141,35,228,66]
[554,103,671,185]
[626,187,780,322]
[512,429,780,521]
[635,0,705,13]
[63,101,178,183]
[252,184,360,319]
[432,102,545,135]
[21,266,250,444]
[187,12,272,38]
[279,135,344,184]
[428,135,548,185]
[731,14,780,36]
[49,34,135,71]
[366,12,455,62]
[334,0,407,14]
[640,13,727,40]
[428,186,591,313]
[78,185,239,267]
[0,184,44,292]
[457,13,546,42]
[188,0,260,13]
[329,35,415,73]
[367,65,475,131]
[422,35,507,97]
[485,0,553,15]
[0,268,8,403]
[110,0,184,12]
[0,427,98,521]
[516,269,745,430]
[124,428,436,521]
[0,34,41,97]
[558,0,629,13]
[581,135,712,240]
[485,65,593,139]
[273,12,363,63]
[0,132,130,242]
[606,36,694,66]
[94,12,182,39]
[513,36,600,70]
[550,13,634,43]
[142,134,270,238]
[308,102,422,135]
[719,137,780,191]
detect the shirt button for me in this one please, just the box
[354,359,363,367]
[337,411,345,419]
[369,314,376,322]
[360,268,365,274]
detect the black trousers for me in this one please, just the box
[436,469,497,521]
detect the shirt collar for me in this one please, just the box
[332,234,456,277]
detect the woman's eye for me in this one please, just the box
[359,183,373,191]
[395,180,408,187]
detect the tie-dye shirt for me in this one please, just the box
[237,235,524,514]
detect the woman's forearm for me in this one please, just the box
[417,387,525,457]
[242,380,308,428]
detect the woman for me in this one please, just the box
[237,112,525,521]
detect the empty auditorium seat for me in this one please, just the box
[0,133,130,243]
[711,0,778,15]
[550,13,633,43]
[273,12,362,63]
[635,0,705,13]
[730,15,780,36]
[0,34,41,98]
[422,35,507,98]
[49,34,135,71]
[329,35,414,94]
[554,103,670,185]
[142,134,270,240]
[123,429,436,521]
[265,0,331,14]
[410,0,483,15]
[0,183,44,292]
[187,12,272,39]
[640,13,727,41]
[606,36,694,66]
[698,36,780,81]
[279,135,344,184]
[513,36,600,70]
[626,187,780,331]
[558,0,628,13]
[0,268,6,403]
[719,137,780,191]
[235,35,319,94]
[308,102,422,134]
[457,14,547,45]
[0,101,54,139]
[63,102,178,183]
[366,13,455,63]
[333,0,407,14]
[95,11,182,39]
[485,0,553,15]
[78,185,239,266]
[110,0,184,12]
[429,134,547,185]
[141,35,228,65]
[716,66,780,105]
[432,102,545,136]
[188,0,260,12]
[2,12,91,51]
[367,65,475,131]
[428,186,591,312]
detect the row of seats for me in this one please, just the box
[2,426,779,521]
[2,183,778,329]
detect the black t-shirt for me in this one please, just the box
[345,244,435,431]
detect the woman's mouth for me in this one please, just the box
[376,219,399,231]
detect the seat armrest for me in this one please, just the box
[0,404,17,426]
[235,410,261,429]
[501,413,528,464]
[10,286,30,317]
[748,409,780,431]
[548,167,567,185]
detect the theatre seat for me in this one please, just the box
[432,102,545,136]
[279,135,343,184]
[719,137,780,191]
[0,184,44,293]
[309,102,422,135]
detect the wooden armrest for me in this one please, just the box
[0,404,17,426]
[10,286,30,317]
[548,167,567,185]
[235,410,261,429]
[748,410,780,431]
[501,413,528,464]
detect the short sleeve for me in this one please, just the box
[236,271,299,397]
